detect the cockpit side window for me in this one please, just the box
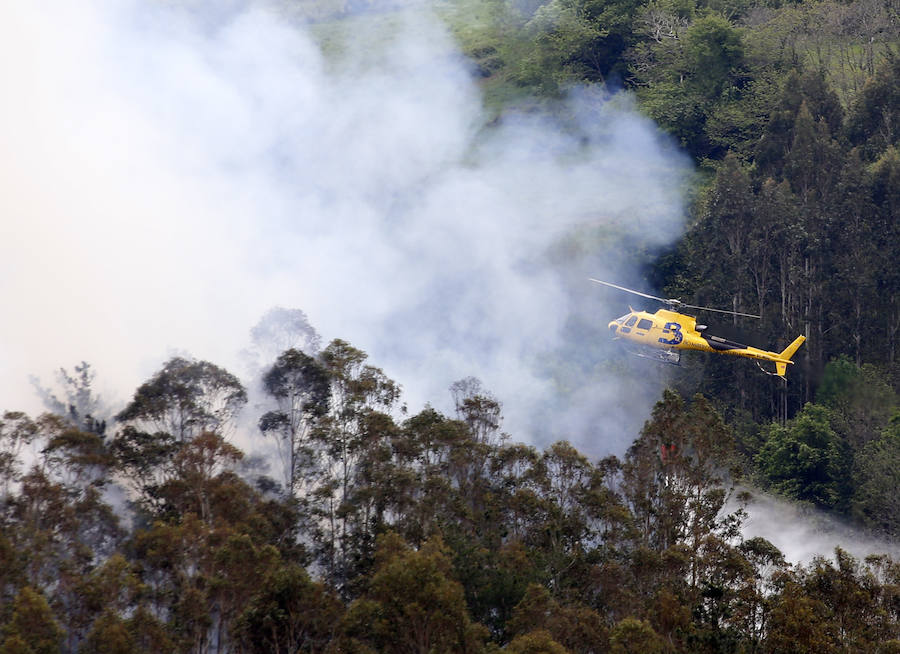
[625,316,638,327]
[637,318,653,330]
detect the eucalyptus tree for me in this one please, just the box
[0,586,64,654]
[851,419,900,535]
[6,465,122,649]
[244,307,322,375]
[115,357,247,442]
[868,148,900,363]
[756,69,845,180]
[507,583,608,652]
[31,361,108,436]
[0,411,38,500]
[391,407,470,544]
[447,377,506,517]
[845,51,900,160]
[620,391,741,613]
[692,153,755,324]
[259,348,330,496]
[233,564,343,654]
[341,533,488,654]
[41,416,114,492]
[309,339,401,592]
[534,441,596,591]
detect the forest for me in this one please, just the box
[2,344,900,653]
[2,0,900,651]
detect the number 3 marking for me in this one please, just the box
[659,322,683,345]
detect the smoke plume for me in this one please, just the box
[740,490,900,565]
[0,0,690,455]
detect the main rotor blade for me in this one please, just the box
[679,303,761,319]
[589,279,667,303]
[590,278,762,318]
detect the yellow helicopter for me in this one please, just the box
[591,279,805,378]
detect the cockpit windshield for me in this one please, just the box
[614,314,630,324]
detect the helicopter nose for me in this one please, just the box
[608,321,618,334]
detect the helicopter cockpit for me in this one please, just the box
[609,313,644,335]
[609,314,629,334]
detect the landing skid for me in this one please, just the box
[756,361,785,378]
[626,347,681,366]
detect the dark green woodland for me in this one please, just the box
[3,0,900,651]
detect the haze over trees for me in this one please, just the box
[3,0,900,651]
[3,342,900,652]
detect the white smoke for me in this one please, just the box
[740,490,900,565]
[0,0,689,456]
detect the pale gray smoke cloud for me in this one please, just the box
[739,490,900,565]
[0,0,689,456]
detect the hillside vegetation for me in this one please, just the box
[2,0,900,651]
[2,351,900,653]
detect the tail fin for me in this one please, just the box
[775,335,806,377]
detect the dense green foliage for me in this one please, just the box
[436,0,900,524]
[442,0,900,429]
